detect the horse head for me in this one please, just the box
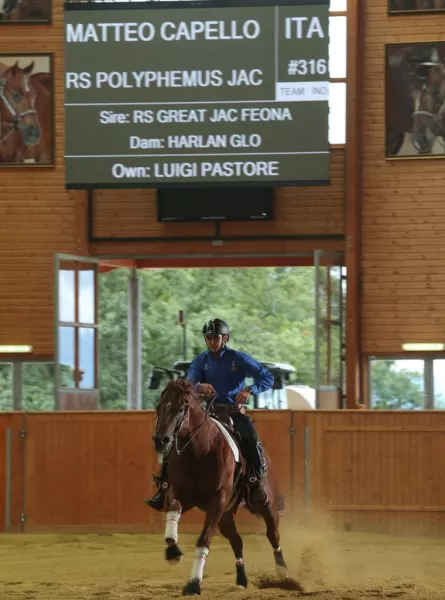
[153,379,202,454]
[0,60,41,147]
[411,62,445,153]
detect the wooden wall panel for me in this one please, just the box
[0,4,80,356]
[307,411,445,536]
[361,1,445,352]
[24,412,159,532]
[91,149,345,243]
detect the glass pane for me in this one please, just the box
[329,16,347,79]
[370,359,425,410]
[79,268,95,325]
[434,360,445,408]
[79,327,95,389]
[0,363,13,411]
[58,270,75,323]
[330,0,347,10]
[58,326,75,388]
[329,82,346,144]
[23,363,55,411]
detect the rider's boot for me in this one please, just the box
[246,441,268,506]
[144,455,169,511]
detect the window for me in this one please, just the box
[330,0,347,11]
[370,359,425,410]
[370,358,445,410]
[329,15,347,145]
[433,360,445,408]
[0,363,13,411]
[57,262,98,391]
[329,83,346,145]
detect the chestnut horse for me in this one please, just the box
[0,60,51,164]
[152,379,292,596]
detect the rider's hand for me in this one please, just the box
[199,383,216,397]
[235,389,251,404]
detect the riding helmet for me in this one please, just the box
[202,318,230,340]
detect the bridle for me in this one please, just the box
[156,392,217,456]
[412,85,445,130]
[0,76,38,145]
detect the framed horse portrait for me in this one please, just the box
[389,0,445,14]
[386,42,445,159]
[0,53,54,167]
[0,0,51,24]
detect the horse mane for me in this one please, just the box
[156,379,200,409]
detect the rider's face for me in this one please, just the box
[205,334,223,353]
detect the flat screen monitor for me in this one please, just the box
[156,186,274,222]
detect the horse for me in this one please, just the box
[0,60,50,164]
[386,49,422,155]
[0,0,20,20]
[411,62,445,154]
[23,71,52,164]
[152,379,294,596]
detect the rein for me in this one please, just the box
[173,392,218,456]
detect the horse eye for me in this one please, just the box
[12,91,21,102]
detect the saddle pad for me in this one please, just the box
[210,417,240,463]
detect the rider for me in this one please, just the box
[145,317,274,511]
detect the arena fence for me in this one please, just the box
[0,410,443,536]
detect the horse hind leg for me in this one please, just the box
[218,511,248,588]
[260,503,289,580]
[164,499,184,565]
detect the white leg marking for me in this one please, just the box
[165,510,181,543]
[190,546,209,582]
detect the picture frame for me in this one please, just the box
[386,42,445,159]
[0,0,51,24]
[388,0,445,15]
[0,53,54,167]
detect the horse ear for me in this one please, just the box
[23,61,35,74]
[10,61,19,75]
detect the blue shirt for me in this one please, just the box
[186,347,274,405]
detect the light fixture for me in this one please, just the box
[402,343,445,351]
[0,345,33,353]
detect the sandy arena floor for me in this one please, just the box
[0,519,445,600]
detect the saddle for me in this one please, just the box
[207,403,249,512]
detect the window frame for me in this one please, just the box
[328,9,347,147]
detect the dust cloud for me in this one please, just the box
[0,509,443,599]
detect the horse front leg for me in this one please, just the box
[183,490,228,596]
[164,497,184,565]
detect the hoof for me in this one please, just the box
[183,578,201,596]
[165,544,184,564]
[274,550,289,579]
[275,564,290,580]
[236,564,248,588]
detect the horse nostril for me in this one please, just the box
[162,436,170,445]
